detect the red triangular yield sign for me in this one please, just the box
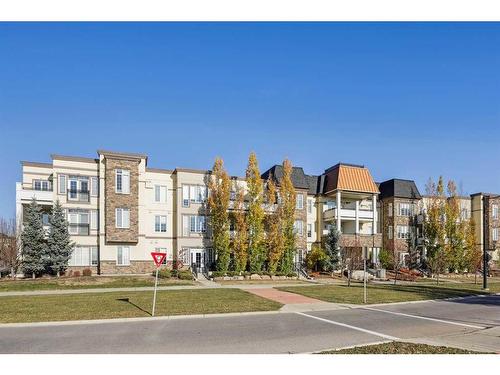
[151,252,167,268]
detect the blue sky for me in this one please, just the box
[0,22,499,216]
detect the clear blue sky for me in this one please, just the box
[0,22,499,216]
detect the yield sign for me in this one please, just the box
[151,252,167,268]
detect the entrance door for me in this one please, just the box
[191,249,205,273]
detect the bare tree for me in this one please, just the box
[0,217,21,278]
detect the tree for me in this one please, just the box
[265,176,284,274]
[463,218,481,284]
[341,245,362,287]
[324,227,341,273]
[278,159,296,275]
[208,158,231,273]
[0,217,21,278]
[246,152,266,272]
[305,243,328,272]
[378,247,394,270]
[20,198,48,278]
[47,200,74,277]
[232,188,248,273]
[444,181,463,272]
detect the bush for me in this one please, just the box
[73,270,81,277]
[178,270,194,280]
[379,248,395,269]
[306,244,328,271]
[155,268,171,279]
[211,271,226,278]
[82,268,92,277]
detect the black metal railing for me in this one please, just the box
[67,190,90,202]
[191,263,198,279]
[68,223,90,236]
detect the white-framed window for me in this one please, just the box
[116,246,130,266]
[91,177,99,197]
[398,203,412,217]
[58,175,66,194]
[42,213,50,226]
[182,215,206,235]
[388,225,393,240]
[294,220,304,236]
[388,203,393,217]
[296,194,304,209]
[115,169,130,194]
[90,210,98,230]
[67,176,89,201]
[307,199,313,214]
[397,225,410,239]
[154,247,173,262]
[69,246,98,266]
[33,180,51,191]
[115,208,130,228]
[155,215,167,232]
[493,228,499,242]
[68,209,90,235]
[182,185,207,207]
[307,223,312,238]
[492,205,499,219]
[154,185,167,203]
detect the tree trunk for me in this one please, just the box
[474,272,477,285]
[57,271,60,278]
[436,272,440,285]
[10,267,15,278]
[394,268,398,285]
[32,273,35,280]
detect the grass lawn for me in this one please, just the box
[0,288,282,323]
[278,280,500,305]
[0,275,195,292]
[319,342,486,354]
[216,279,309,285]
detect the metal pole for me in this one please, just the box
[152,267,159,316]
[482,195,488,290]
[363,253,367,304]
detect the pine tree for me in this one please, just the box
[278,159,296,275]
[246,152,266,272]
[232,188,248,273]
[21,198,48,278]
[324,227,341,272]
[265,176,284,274]
[208,158,231,273]
[47,200,74,277]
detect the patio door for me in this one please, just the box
[191,249,205,273]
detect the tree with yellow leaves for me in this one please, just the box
[265,176,283,274]
[278,159,296,275]
[232,187,248,273]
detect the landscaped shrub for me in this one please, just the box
[82,268,92,277]
[379,248,395,270]
[211,271,226,278]
[73,270,81,277]
[178,270,194,280]
[155,268,171,279]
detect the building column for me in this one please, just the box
[372,194,377,235]
[336,191,341,232]
[355,200,360,234]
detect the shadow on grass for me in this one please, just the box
[117,297,152,316]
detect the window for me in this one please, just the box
[388,225,393,240]
[68,176,89,201]
[115,169,130,194]
[154,185,167,203]
[33,180,51,191]
[493,228,499,242]
[91,177,99,197]
[307,199,313,214]
[68,209,90,235]
[182,184,207,206]
[117,246,130,266]
[69,246,98,266]
[388,203,393,217]
[493,205,499,219]
[230,190,237,201]
[58,175,67,194]
[296,194,304,209]
[294,220,304,236]
[42,213,50,226]
[90,210,98,230]
[155,247,173,262]
[183,215,206,235]
[397,225,410,239]
[155,215,167,232]
[307,223,312,238]
[115,208,130,229]
[399,203,412,217]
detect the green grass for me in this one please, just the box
[278,281,500,305]
[319,342,487,354]
[0,288,282,323]
[0,276,194,292]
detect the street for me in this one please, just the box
[0,294,499,353]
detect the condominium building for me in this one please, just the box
[15,150,498,275]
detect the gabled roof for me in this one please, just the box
[261,165,309,190]
[323,163,379,194]
[379,178,421,200]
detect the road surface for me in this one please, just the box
[0,295,498,353]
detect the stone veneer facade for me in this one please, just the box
[380,197,418,254]
[104,157,140,243]
[295,189,308,251]
[484,195,500,254]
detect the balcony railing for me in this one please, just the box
[67,190,90,203]
[323,207,374,221]
[68,223,90,236]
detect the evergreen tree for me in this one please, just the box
[47,200,74,277]
[246,152,266,272]
[278,159,296,275]
[208,158,231,273]
[21,198,48,278]
[324,227,341,272]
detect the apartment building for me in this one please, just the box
[471,193,500,263]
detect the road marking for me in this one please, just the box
[296,312,399,341]
[361,307,485,330]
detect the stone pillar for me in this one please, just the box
[336,191,341,232]
[372,194,377,235]
[355,200,360,234]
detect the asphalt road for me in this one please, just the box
[0,295,499,354]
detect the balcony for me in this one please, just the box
[323,208,374,221]
[68,223,90,236]
[67,190,90,203]
[18,188,53,203]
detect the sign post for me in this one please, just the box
[362,247,368,304]
[151,252,167,317]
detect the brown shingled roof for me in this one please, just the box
[324,163,379,194]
